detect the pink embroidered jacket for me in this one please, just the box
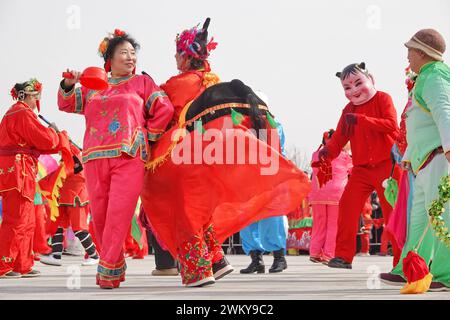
[308,149,353,205]
[58,74,174,163]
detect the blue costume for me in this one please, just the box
[239,124,288,271]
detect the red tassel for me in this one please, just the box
[311,159,333,188]
[403,251,429,283]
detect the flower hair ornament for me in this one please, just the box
[98,29,127,72]
[405,66,417,93]
[176,17,218,60]
[10,78,42,101]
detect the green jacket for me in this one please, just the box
[403,61,450,173]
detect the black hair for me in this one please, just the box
[230,79,266,136]
[335,62,368,80]
[189,57,205,70]
[13,81,30,100]
[103,34,140,62]
[13,82,28,92]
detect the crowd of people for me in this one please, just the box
[0,19,449,293]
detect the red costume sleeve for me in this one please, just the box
[14,107,60,151]
[358,93,398,133]
[58,84,88,115]
[326,109,350,161]
[142,75,175,142]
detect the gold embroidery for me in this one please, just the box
[0,169,4,175]
[7,166,15,173]
[15,154,22,162]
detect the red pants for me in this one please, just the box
[177,223,224,285]
[335,160,401,266]
[85,155,144,286]
[57,206,89,231]
[33,204,51,255]
[310,204,338,261]
[360,233,370,254]
[0,190,35,275]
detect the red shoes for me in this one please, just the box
[96,273,125,289]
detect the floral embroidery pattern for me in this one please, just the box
[1,256,13,263]
[176,223,224,285]
[106,108,127,138]
[7,167,14,173]
[108,120,121,135]
[0,169,4,175]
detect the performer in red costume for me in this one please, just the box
[319,63,402,269]
[161,18,220,128]
[58,29,174,289]
[0,79,71,278]
[142,18,311,287]
[40,145,99,267]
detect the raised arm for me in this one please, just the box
[57,70,87,115]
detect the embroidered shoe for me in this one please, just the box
[96,274,121,289]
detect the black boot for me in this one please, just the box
[269,249,287,273]
[240,251,265,274]
[328,257,352,269]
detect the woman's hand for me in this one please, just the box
[63,69,81,87]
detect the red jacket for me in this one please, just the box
[326,91,399,166]
[0,102,62,201]
[160,61,219,125]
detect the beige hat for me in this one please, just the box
[405,29,446,61]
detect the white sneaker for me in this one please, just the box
[40,255,62,266]
[81,257,99,266]
[186,276,216,288]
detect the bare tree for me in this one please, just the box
[286,145,312,175]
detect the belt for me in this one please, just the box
[0,147,41,158]
[419,147,444,172]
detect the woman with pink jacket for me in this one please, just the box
[309,130,352,264]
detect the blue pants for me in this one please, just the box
[240,216,286,255]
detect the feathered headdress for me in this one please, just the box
[176,18,218,60]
